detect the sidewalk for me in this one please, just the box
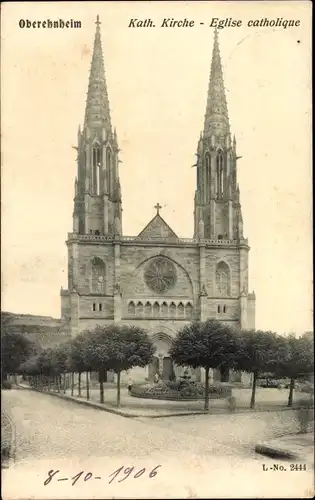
[255,433,314,462]
[16,383,313,419]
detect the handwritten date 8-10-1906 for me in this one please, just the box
[44,465,161,486]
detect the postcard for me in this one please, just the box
[1,1,313,499]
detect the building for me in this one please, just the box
[60,17,256,383]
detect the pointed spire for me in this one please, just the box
[84,16,112,132]
[204,28,230,140]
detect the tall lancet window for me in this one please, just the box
[91,257,105,294]
[215,261,230,297]
[205,153,211,201]
[216,152,224,198]
[106,148,113,195]
[92,145,101,195]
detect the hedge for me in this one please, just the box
[130,380,232,401]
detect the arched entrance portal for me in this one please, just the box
[149,332,175,382]
[149,331,200,382]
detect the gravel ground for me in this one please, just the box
[139,407,310,449]
[1,408,12,465]
[2,389,314,499]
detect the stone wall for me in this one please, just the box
[65,239,253,332]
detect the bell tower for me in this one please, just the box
[73,16,122,237]
[194,29,243,241]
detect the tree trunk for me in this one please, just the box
[288,377,295,407]
[204,367,210,411]
[71,372,74,396]
[63,372,66,394]
[99,369,105,404]
[78,372,82,397]
[116,372,121,407]
[86,371,90,401]
[250,371,257,409]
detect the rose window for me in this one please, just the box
[144,258,176,294]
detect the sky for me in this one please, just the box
[1,1,312,335]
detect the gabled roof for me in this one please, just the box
[137,214,178,240]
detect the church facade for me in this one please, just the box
[60,18,256,383]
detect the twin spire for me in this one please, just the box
[85,18,229,148]
[84,15,112,133]
[204,28,230,141]
[85,19,228,142]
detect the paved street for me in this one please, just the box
[2,389,314,499]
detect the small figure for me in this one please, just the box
[227,395,237,413]
[154,372,160,384]
[128,377,133,394]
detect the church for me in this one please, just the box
[60,17,256,384]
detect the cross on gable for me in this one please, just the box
[154,203,162,215]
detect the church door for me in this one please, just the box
[162,357,173,381]
[148,356,159,382]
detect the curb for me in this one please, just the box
[255,443,298,460]
[16,386,211,418]
[15,384,309,420]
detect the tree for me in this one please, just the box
[104,324,155,407]
[52,342,71,394]
[1,329,37,381]
[67,332,91,398]
[19,355,41,388]
[170,319,240,410]
[275,332,314,407]
[235,330,280,409]
[37,348,60,391]
[82,325,155,406]
[83,327,110,404]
